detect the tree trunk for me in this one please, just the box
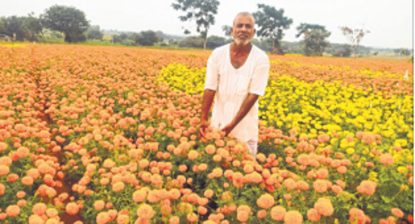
[203,36,207,49]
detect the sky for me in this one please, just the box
[1,0,413,49]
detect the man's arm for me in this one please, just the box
[221,93,259,136]
[200,89,216,137]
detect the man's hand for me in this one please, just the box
[221,93,259,137]
[221,123,235,137]
[199,119,209,138]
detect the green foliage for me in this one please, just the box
[172,0,220,48]
[135,30,161,46]
[0,14,42,41]
[206,35,228,49]
[178,36,204,48]
[41,5,89,42]
[296,23,331,56]
[253,3,293,54]
[86,25,103,40]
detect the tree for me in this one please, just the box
[135,30,161,46]
[340,26,369,56]
[178,36,204,48]
[332,44,352,57]
[0,14,43,41]
[222,25,231,36]
[2,16,25,41]
[206,35,227,49]
[41,5,89,42]
[296,23,331,56]
[172,0,219,49]
[253,4,293,54]
[86,25,103,40]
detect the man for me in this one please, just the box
[200,12,270,157]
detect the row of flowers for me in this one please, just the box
[0,44,413,223]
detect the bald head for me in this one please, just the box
[233,12,255,26]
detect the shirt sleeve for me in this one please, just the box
[204,53,219,91]
[249,60,270,96]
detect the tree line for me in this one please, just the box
[0,3,411,57]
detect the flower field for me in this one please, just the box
[0,43,413,224]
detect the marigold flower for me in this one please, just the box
[28,214,44,224]
[22,175,34,186]
[270,206,286,221]
[349,208,366,223]
[169,216,180,224]
[136,204,155,220]
[32,202,47,216]
[313,179,329,193]
[0,165,10,176]
[66,202,80,216]
[116,214,129,224]
[6,205,20,217]
[94,200,105,211]
[391,208,404,218]
[307,208,321,222]
[112,181,125,192]
[256,193,275,209]
[96,211,110,224]
[283,178,297,191]
[314,198,334,216]
[380,153,394,166]
[284,210,303,224]
[236,205,251,222]
[356,180,377,196]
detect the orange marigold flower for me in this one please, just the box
[32,202,47,216]
[257,209,267,219]
[28,214,44,224]
[66,202,80,216]
[96,211,110,224]
[356,180,377,196]
[0,165,10,176]
[391,208,404,218]
[270,206,286,221]
[314,198,334,216]
[283,178,297,191]
[6,205,20,217]
[243,171,263,184]
[133,189,147,202]
[256,193,275,209]
[284,210,303,224]
[112,181,125,192]
[169,216,180,224]
[380,153,394,166]
[349,208,366,223]
[313,179,329,193]
[236,205,251,222]
[117,214,129,224]
[94,200,105,211]
[136,204,155,220]
[307,208,321,222]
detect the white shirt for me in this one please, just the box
[204,43,270,142]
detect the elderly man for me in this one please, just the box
[200,12,270,157]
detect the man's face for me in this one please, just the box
[231,15,255,46]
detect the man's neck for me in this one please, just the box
[231,42,252,53]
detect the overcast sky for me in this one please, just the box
[2,0,413,49]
